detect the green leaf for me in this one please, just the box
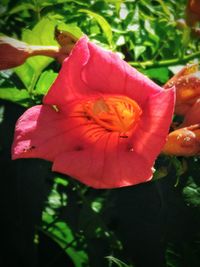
[116,35,125,46]
[183,176,200,208]
[79,9,113,47]
[0,88,30,107]
[35,70,58,95]
[134,45,146,60]
[54,177,69,187]
[15,17,58,90]
[9,3,35,14]
[144,19,160,45]
[165,243,182,267]
[15,63,35,90]
[133,45,146,60]
[106,256,132,267]
[42,222,88,267]
[56,22,83,39]
[141,67,169,83]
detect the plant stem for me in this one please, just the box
[128,51,200,68]
[29,45,60,57]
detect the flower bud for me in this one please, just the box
[164,64,200,115]
[0,34,77,70]
[186,0,200,26]
[181,98,200,127]
[0,36,30,70]
[162,124,200,156]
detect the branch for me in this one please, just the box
[128,51,200,68]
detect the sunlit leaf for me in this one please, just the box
[106,256,131,267]
[15,17,58,90]
[79,9,113,47]
[142,67,170,83]
[119,3,129,20]
[0,88,30,107]
[9,3,35,14]
[116,35,125,46]
[42,222,88,267]
[35,70,58,95]
[133,45,146,60]
[56,22,83,39]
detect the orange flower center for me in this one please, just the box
[83,96,142,133]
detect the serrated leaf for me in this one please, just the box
[0,88,30,107]
[79,9,113,47]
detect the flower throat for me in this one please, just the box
[83,96,142,133]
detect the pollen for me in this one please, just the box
[83,96,142,133]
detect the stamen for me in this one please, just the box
[83,96,142,133]
[52,105,59,112]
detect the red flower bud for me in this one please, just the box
[0,34,77,70]
[162,124,200,156]
[181,98,200,127]
[164,64,200,115]
[186,0,200,26]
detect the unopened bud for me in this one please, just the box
[54,27,78,63]
[0,34,77,70]
[162,124,200,156]
[164,64,200,115]
[176,19,187,30]
[180,98,200,127]
[186,0,200,26]
[0,36,30,70]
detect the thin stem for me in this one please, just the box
[128,51,200,68]
[28,45,60,58]
[33,0,41,21]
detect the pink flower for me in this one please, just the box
[12,36,175,189]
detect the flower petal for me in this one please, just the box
[12,104,92,161]
[81,42,161,106]
[43,36,90,105]
[129,87,175,165]
[44,36,162,107]
[53,132,153,189]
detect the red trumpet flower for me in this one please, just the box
[12,37,174,188]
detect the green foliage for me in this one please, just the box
[183,176,200,208]
[141,67,170,84]
[42,177,88,267]
[35,70,57,95]
[1,1,200,267]
[106,256,132,267]
[14,17,57,90]
[79,9,113,47]
[0,87,30,107]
